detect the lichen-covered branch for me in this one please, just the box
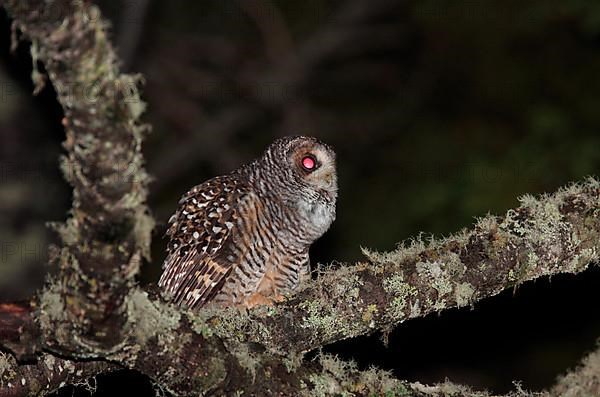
[0,352,114,397]
[2,0,154,357]
[3,340,597,397]
[31,179,599,395]
[546,342,600,397]
[204,179,599,356]
[1,1,599,396]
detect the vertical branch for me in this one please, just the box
[3,0,154,356]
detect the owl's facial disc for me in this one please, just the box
[290,141,337,200]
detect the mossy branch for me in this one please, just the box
[3,0,154,356]
[548,343,600,397]
[15,179,599,396]
[206,178,599,356]
[2,339,599,396]
[0,352,114,397]
[1,1,599,397]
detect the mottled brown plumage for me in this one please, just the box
[159,136,337,309]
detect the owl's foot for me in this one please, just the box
[245,292,286,309]
[272,293,286,303]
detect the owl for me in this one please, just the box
[158,136,337,309]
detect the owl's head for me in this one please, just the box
[259,136,338,225]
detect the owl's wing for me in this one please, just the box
[158,175,249,309]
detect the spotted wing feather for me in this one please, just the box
[159,175,247,308]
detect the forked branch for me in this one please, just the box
[0,1,598,396]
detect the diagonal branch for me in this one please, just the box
[1,1,599,396]
[215,179,600,355]
[29,178,600,395]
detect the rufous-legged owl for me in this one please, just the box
[158,136,337,309]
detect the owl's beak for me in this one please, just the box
[319,173,337,201]
[321,171,336,188]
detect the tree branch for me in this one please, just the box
[0,352,114,397]
[29,178,600,395]
[547,342,600,397]
[2,0,154,357]
[1,1,599,396]
[209,178,600,356]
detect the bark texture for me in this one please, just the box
[0,1,599,397]
[2,0,154,359]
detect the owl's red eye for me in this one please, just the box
[301,155,317,171]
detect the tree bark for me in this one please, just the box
[0,1,598,396]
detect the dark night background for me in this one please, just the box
[0,0,599,395]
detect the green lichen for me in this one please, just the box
[297,272,365,340]
[416,261,453,298]
[282,351,304,373]
[409,380,493,396]
[382,273,417,319]
[190,316,215,339]
[122,289,184,364]
[307,372,347,397]
[126,289,181,344]
[361,304,379,326]
[43,354,56,371]
[38,280,73,348]
[475,214,499,230]
[299,299,361,342]
[39,282,67,322]
[197,307,272,346]
[409,299,422,318]
[230,344,260,382]
[383,385,411,397]
[500,180,600,282]
[0,352,16,382]
[307,355,356,397]
[191,355,227,393]
[304,354,409,397]
[455,282,475,307]
[299,299,341,335]
[382,273,406,292]
[362,237,427,266]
